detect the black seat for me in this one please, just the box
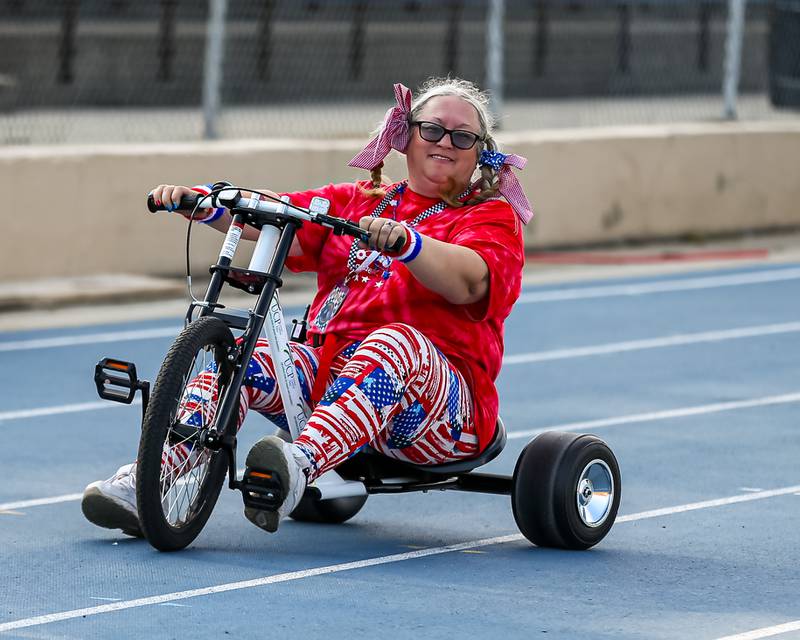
[358,417,508,477]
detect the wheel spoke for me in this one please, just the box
[138,318,232,549]
[157,346,226,527]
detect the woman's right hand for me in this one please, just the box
[149,184,197,214]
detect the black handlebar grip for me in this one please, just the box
[146,193,200,213]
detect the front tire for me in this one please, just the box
[137,317,235,551]
[512,431,621,550]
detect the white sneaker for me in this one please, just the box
[81,463,142,537]
[244,436,309,533]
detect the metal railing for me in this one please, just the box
[0,0,791,146]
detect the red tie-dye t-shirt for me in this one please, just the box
[283,181,525,451]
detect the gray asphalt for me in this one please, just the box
[1,262,799,639]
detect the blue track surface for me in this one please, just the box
[1,264,799,639]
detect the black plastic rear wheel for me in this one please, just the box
[512,431,621,550]
[137,317,235,551]
[290,493,367,524]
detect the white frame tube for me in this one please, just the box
[246,197,309,440]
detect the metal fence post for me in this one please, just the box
[203,0,228,139]
[350,2,368,81]
[58,0,79,84]
[157,0,177,82]
[445,1,463,75]
[723,0,747,120]
[534,0,549,77]
[257,0,275,82]
[487,0,504,124]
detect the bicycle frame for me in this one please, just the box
[190,196,310,491]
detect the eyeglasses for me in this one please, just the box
[411,121,483,150]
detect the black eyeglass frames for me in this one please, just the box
[411,121,483,150]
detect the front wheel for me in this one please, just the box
[137,317,235,551]
[512,431,621,550]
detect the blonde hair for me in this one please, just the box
[362,77,501,207]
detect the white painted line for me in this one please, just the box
[739,487,763,493]
[5,392,799,512]
[90,597,121,602]
[0,494,83,511]
[5,321,799,426]
[517,267,800,304]
[1,484,797,633]
[0,326,179,353]
[713,619,800,640]
[0,534,520,632]
[506,392,800,440]
[0,400,137,423]
[503,322,800,365]
[2,267,798,353]
[615,484,800,523]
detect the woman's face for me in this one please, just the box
[405,95,482,197]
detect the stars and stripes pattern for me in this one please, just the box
[160,339,322,476]
[159,326,477,481]
[295,323,478,479]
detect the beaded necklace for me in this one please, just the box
[346,180,468,273]
[311,181,470,333]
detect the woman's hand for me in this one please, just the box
[149,184,197,217]
[358,217,408,254]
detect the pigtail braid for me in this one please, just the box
[358,161,388,199]
[466,137,500,206]
[370,162,383,190]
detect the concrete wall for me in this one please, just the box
[2,121,798,282]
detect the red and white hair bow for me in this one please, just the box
[479,151,533,224]
[348,83,412,170]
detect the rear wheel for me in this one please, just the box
[512,431,620,550]
[137,317,235,551]
[289,493,368,524]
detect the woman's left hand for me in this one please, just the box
[358,217,409,255]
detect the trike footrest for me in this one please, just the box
[241,468,284,511]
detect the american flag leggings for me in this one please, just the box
[172,323,478,482]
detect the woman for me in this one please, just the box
[82,77,532,536]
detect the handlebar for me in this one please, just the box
[146,189,406,253]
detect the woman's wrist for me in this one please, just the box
[396,226,423,263]
[190,184,225,224]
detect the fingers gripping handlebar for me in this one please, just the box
[146,190,406,253]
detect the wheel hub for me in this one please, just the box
[578,478,594,505]
[575,459,614,528]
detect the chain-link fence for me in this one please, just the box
[1,0,798,145]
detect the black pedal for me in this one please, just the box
[241,468,285,511]
[94,358,141,404]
